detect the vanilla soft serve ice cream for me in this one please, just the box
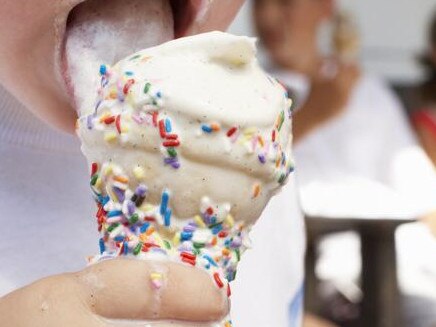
[76,32,294,326]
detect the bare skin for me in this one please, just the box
[0,0,244,324]
[253,0,360,144]
[0,0,245,132]
[0,259,229,327]
[414,119,436,167]
[293,62,360,143]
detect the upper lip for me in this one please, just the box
[57,0,203,106]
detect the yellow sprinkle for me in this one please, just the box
[133,166,145,180]
[172,232,181,246]
[150,273,162,280]
[104,132,117,143]
[141,204,155,212]
[253,183,261,198]
[194,215,206,228]
[103,164,113,176]
[225,214,235,228]
[95,178,102,190]
[225,322,232,327]
[244,127,257,136]
[153,233,165,248]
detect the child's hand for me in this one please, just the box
[0,259,228,326]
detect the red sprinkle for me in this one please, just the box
[226,127,237,137]
[165,134,178,140]
[218,231,228,238]
[115,115,122,134]
[159,119,166,138]
[152,112,158,127]
[180,252,196,261]
[214,273,224,288]
[144,216,157,222]
[91,163,98,176]
[163,140,180,147]
[104,116,116,125]
[227,284,232,297]
[206,207,214,215]
[123,79,135,95]
[182,257,196,266]
[144,242,160,248]
[272,130,276,142]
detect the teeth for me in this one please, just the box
[66,0,174,114]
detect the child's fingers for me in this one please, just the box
[76,259,229,323]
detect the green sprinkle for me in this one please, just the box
[107,223,120,233]
[235,249,241,262]
[129,213,139,225]
[143,83,151,94]
[193,242,205,249]
[167,148,177,158]
[278,173,286,184]
[209,222,223,229]
[193,248,201,256]
[278,111,285,131]
[133,242,142,255]
[90,174,99,186]
[129,54,141,61]
[163,240,171,250]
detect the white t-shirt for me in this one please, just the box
[0,86,305,327]
[271,67,436,319]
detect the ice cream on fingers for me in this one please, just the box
[76,32,294,326]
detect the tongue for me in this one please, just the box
[66,0,174,114]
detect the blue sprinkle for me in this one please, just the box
[101,195,110,206]
[87,115,94,130]
[114,236,124,242]
[211,224,223,235]
[125,71,134,76]
[156,91,162,98]
[203,255,218,267]
[140,223,150,234]
[99,238,105,254]
[165,118,172,133]
[123,241,128,255]
[160,190,169,215]
[181,231,193,241]
[164,208,172,227]
[201,125,213,133]
[99,64,107,76]
[107,210,123,218]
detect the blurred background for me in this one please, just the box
[229,0,435,82]
[229,1,436,327]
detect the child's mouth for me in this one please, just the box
[60,0,206,112]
